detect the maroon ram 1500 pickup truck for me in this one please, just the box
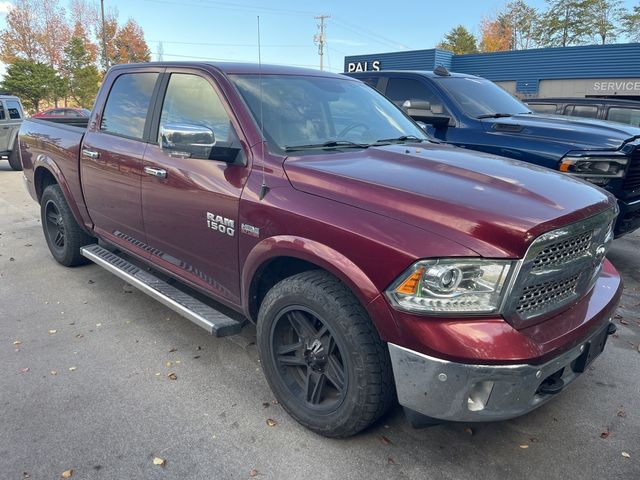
[18,62,622,437]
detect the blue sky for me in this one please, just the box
[1,0,639,72]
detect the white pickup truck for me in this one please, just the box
[0,95,25,170]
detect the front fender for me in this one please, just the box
[241,235,401,342]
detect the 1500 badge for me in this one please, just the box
[206,212,235,236]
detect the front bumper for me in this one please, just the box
[388,319,615,422]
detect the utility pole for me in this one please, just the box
[101,0,108,71]
[314,15,329,71]
[157,41,164,61]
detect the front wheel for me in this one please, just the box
[8,147,22,171]
[257,270,395,437]
[41,184,94,266]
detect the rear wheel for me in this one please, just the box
[257,270,395,437]
[8,147,22,171]
[41,184,94,266]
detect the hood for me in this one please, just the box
[482,113,640,151]
[284,143,616,258]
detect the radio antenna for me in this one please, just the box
[257,15,269,200]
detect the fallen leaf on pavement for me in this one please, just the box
[68,367,76,372]
[379,435,392,445]
[600,427,610,439]
[614,314,623,319]
[266,418,277,427]
[155,372,161,376]
[620,319,629,325]
[262,402,270,408]
[387,457,396,465]
[96,323,101,327]
[61,470,73,478]
[617,410,626,418]
[51,370,58,375]
[193,355,201,359]
[49,329,57,335]
[153,457,166,466]
[464,427,474,435]
[165,361,172,368]
[249,468,258,477]
[168,372,177,380]
[168,347,177,353]
[22,472,30,478]
[519,444,529,449]
[20,367,29,373]
[622,452,631,459]
[13,340,21,345]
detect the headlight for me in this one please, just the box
[386,259,513,315]
[559,155,628,183]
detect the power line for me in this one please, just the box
[147,40,311,48]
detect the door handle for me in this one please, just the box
[82,149,100,159]
[144,166,167,179]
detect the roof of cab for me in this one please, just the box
[110,61,346,79]
[346,70,477,79]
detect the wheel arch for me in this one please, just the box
[242,235,401,341]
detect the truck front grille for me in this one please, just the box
[623,148,640,193]
[504,208,616,326]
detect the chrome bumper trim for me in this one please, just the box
[388,321,612,422]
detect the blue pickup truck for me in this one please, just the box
[347,69,640,236]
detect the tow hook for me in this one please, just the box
[538,369,565,395]
[607,322,617,335]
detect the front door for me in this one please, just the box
[81,70,161,256]
[141,70,249,306]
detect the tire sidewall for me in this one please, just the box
[257,278,369,434]
[8,147,22,171]
[41,186,75,265]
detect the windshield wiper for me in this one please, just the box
[475,113,515,119]
[373,135,426,145]
[284,140,371,152]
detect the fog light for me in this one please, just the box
[467,381,494,412]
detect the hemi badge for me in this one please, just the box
[241,223,260,238]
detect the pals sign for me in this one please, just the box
[346,60,381,72]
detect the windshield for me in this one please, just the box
[436,77,532,118]
[230,74,428,152]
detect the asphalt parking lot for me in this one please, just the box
[1,162,639,480]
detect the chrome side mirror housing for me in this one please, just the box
[160,123,216,159]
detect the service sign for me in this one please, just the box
[346,60,381,72]
[587,79,640,96]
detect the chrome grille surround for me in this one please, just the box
[503,207,617,326]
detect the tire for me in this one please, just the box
[8,146,22,171]
[257,270,395,438]
[41,184,94,266]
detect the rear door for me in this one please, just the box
[141,69,250,305]
[0,101,10,152]
[4,99,23,152]
[81,68,163,256]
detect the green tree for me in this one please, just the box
[586,0,624,44]
[1,59,58,112]
[622,4,640,42]
[500,0,542,50]
[437,25,479,55]
[63,35,101,108]
[540,0,592,47]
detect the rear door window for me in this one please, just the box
[101,72,159,140]
[564,105,598,119]
[6,100,22,119]
[607,107,640,127]
[0,103,5,120]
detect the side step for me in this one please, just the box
[81,244,243,337]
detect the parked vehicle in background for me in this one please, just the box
[0,95,25,171]
[33,107,91,118]
[347,69,640,237]
[19,62,622,437]
[525,97,640,128]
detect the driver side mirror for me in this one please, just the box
[402,99,451,127]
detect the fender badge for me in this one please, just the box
[241,223,260,238]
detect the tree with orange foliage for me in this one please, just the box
[111,18,151,65]
[479,16,513,52]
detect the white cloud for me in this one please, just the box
[0,1,13,14]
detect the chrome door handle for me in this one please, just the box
[144,166,167,179]
[82,149,100,159]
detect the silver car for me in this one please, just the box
[0,95,25,171]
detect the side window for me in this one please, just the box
[607,107,640,127]
[566,105,598,119]
[360,76,381,91]
[385,78,450,116]
[528,103,557,114]
[158,73,239,159]
[6,101,22,119]
[52,109,65,115]
[101,72,159,139]
[0,103,5,120]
